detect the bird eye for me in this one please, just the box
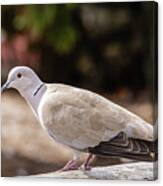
[17,73,22,78]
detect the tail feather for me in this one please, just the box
[88,132,158,161]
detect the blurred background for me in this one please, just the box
[1,2,157,177]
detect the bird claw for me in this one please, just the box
[80,154,94,171]
[80,164,92,171]
[58,160,79,172]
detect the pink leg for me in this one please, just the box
[59,159,79,172]
[58,150,81,172]
[82,154,95,171]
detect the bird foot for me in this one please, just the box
[80,164,92,171]
[80,154,94,171]
[59,160,79,172]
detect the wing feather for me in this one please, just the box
[88,132,157,161]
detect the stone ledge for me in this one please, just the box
[32,161,158,180]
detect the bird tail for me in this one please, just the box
[88,132,158,161]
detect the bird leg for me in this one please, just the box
[59,150,81,172]
[81,154,95,171]
[59,159,79,172]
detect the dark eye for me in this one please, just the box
[17,73,22,78]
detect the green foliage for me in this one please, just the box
[14,4,78,54]
[47,24,77,54]
[2,3,156,95]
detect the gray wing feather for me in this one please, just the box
[88,132,157,161]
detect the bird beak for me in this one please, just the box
[1,81,10,93]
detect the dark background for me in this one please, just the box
[1,2,157,177]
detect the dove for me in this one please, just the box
[1,66,157,171]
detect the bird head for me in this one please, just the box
[1,66,42,94]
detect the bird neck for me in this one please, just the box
[19,82,47,116]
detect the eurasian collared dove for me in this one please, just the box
[1,66,157,171]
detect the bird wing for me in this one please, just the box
[38,84,153,151]
[88,131,157,161]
